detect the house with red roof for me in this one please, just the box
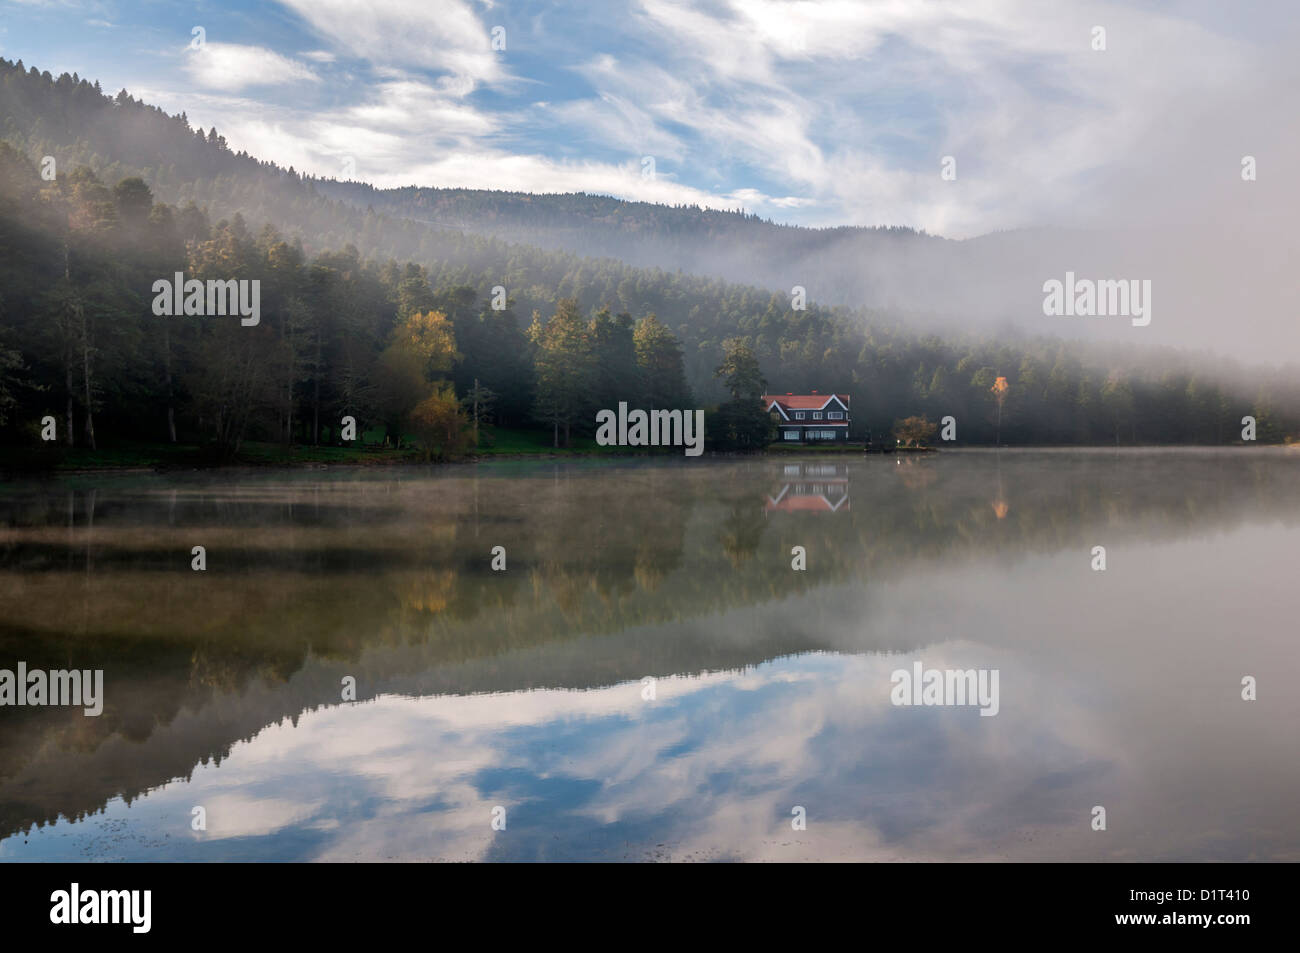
[762,391,851,443]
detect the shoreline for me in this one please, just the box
[6,441,1296,476]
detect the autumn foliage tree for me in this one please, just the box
[893,415,938,447]
[376,310,469,453]
[409,382,472,461]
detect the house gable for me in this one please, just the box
[765,399,791,421]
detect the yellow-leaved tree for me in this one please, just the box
[409,382,473,462]
[376,311,470,454]
[395,310,459,377]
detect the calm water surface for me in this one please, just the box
[1,449,1297,861]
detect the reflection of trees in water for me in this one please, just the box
[3,453,1300,838]
[4,458,1299,643]
[5,457,1300,651]
[991,449,1009,519]
[510,470,693,607]
[534,561,587,616]
[895,455,937,490]
[402,569,459,614]
[634,521,688,592]
[720,495,768,567]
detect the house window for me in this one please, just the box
[794,412,805,420]
[828,412,844,420]
[783,430,800,441]
[812,412,823,419]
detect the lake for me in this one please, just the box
[1,448,1297,861]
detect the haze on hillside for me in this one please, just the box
[1,1,1296,364]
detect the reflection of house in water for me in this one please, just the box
[766,462,850,513]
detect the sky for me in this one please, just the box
[2,0,1297,239]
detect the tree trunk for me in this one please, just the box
[312,328,321,445]
[64,360,75,448]
[81,318,95,450]
[163,323,177,443]
[282,309,294,447]
[283,365,292,447]
[61,246,75,447]
[65,241,95,450]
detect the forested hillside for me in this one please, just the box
[1,56,1298,458]
[312,179,942,304]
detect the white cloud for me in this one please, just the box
[275,0,505,88]
[612,0,1272,235]
[184,42,320,92]
[146,77,791,211]
[342,79,496,136]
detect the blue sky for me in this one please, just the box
[1,1,1295,237]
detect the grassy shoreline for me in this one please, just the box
[0,428,701,473]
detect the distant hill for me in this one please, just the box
[312,180,943,303]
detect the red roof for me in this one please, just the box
[762,393,850,411]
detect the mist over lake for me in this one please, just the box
[2,449,1296,862]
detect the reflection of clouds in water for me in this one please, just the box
[539,648,1119,861]
[77,646,1120,861]
[188,793,324,841]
